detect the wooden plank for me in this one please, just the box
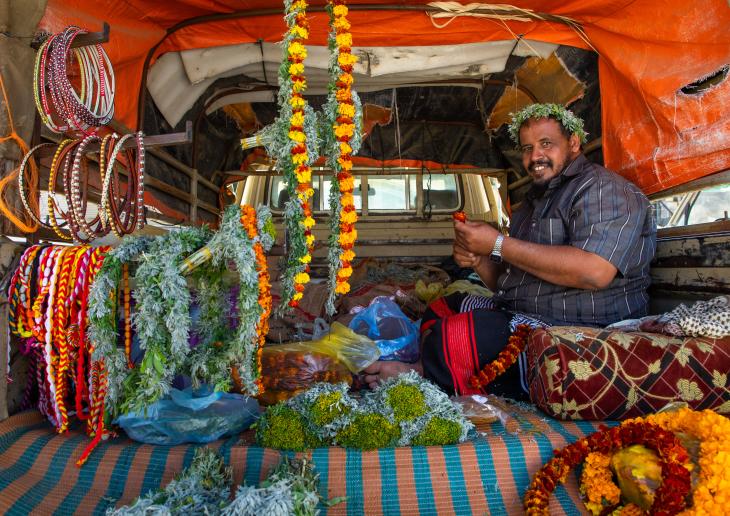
[654,234,730,267]
[657,219,730,239]
[650,267,730,293]
[648,168,730,200]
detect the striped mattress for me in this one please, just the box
[0,409,611,515]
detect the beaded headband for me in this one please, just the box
[508,103,588,145]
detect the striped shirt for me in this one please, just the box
[493,154,656,327]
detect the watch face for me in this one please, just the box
[489,253,502,263]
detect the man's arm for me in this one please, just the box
[454,220,617,290]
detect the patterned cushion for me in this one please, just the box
[527,326,730,420]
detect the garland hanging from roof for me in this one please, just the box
[261,0,320,310]
[323,0,363,315]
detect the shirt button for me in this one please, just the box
[498,290,505,295]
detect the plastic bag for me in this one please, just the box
[115,387,260,445]
[349,297,420,362]
[258,322,379,405]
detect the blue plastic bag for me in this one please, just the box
[115,387,260,445]
[349,297,420,362]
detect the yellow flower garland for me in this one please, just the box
[285,0,314,307]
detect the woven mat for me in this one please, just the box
[0,409,611,515]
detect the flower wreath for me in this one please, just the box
[194,204,275,395]
[616,408,730,515]
[323,0,363,315]
[508,102,588,145]
[524,422,693,515]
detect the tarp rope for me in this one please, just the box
[426,2,596,52]
[0,73,40,233]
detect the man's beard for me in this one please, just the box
[529,158,563,186]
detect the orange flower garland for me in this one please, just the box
[323,0,362,315]
[524,422,692,515]
[331,0,357,297]
[580,452,621,514]
[622,408,730,515]
[240,205,273,395]
[469,323,531,390]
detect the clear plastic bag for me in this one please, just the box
[258,322,379,405]
[115,387,260,445]
[349,297,420,362]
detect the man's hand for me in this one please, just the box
[453,219,500,256]
[453,243,482,269]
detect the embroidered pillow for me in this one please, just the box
[527,326,730,420]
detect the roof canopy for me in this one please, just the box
[40,0,730,194]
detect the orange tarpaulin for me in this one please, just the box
[39,0,730,195]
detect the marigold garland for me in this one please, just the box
[240,205,273,395]
[580,452,621,514]
[323,0,363,315]
[523,422,692,515]
[621,408,730,515]
[469,324,531,389]
[280,0,316,309]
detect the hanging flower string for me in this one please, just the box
[280,0,317,309]
[323,0,363,315]
[469,323,531,390]
[240,205,274,394]
[524,422,692,515]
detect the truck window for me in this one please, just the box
[268,172,460,214]
[651,184,730,228]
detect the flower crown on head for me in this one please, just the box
[508,103,588,145]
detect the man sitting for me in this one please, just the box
[363,103,657,399]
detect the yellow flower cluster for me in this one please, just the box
[294,272,310,284]
[290,96,305,108]
[292,151,309,165]
[295,167,311,184]
[338,53,358,67]
[340,209,357,224]
[288,129,306,142]
[340,249,355,262]
[624,408,730,514]
[288,41,307,58]
[291,25,308,39]
[580,452,621,516]
[335,122,355,137]
[335,32,352,47]
[339,228,357,246]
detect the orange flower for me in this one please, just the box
[335,281,351,294]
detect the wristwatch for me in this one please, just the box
[489,234,505,263]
